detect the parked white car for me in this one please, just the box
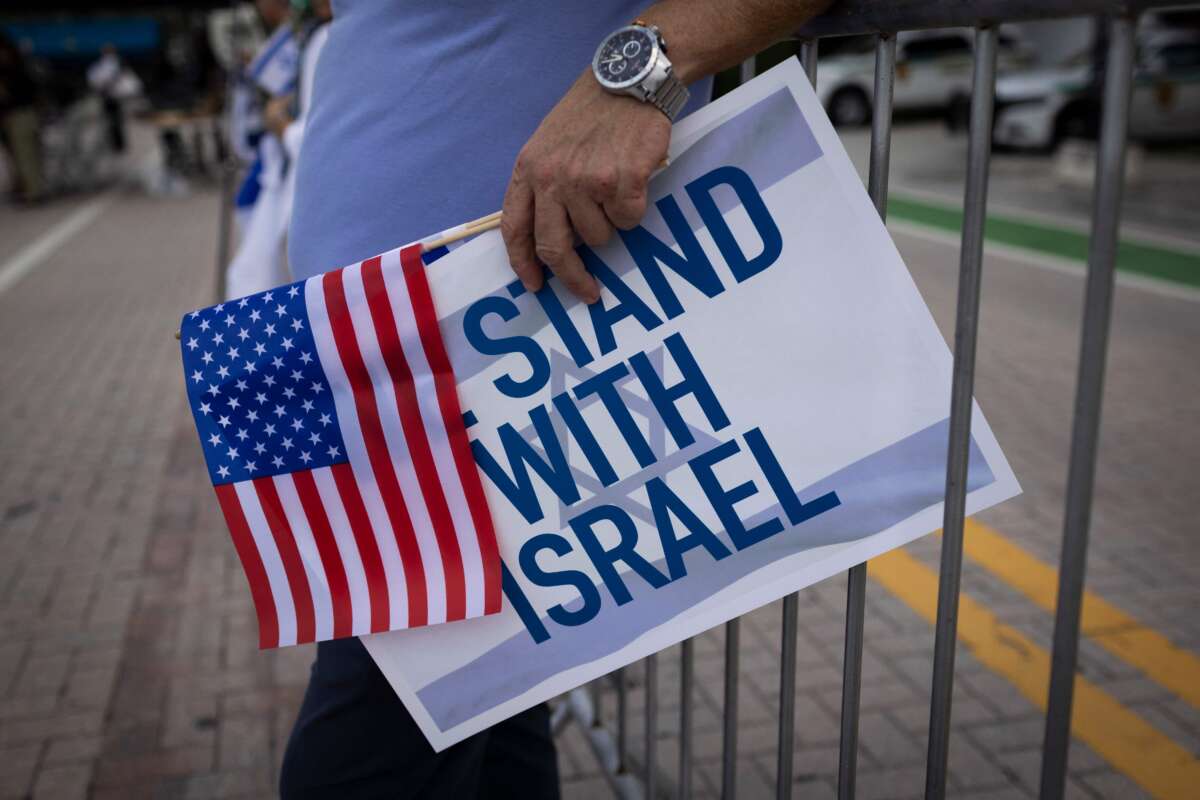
[993,31,1200,150]
[816,28,1032,126]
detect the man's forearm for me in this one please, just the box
[637,0,834,84]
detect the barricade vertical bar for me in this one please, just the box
[722,619,741,800]
[679,639,695,798]
[769,37,820,800]
[645,653,659,799]
[740,56,756,85]
[1039,16,1135,800]
[838,33,895,800]
[616,667,628,774]
[924,25,998,800]
[777,592,799,800]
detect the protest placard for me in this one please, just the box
[360,58,1021,750]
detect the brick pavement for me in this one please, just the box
[1,162,1197,799]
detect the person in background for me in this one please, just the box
[0,32,45,203]
[87,44,128,154]
[223,0,329,300]
[281,1,831,798]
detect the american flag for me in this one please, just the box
[181,244,501,648]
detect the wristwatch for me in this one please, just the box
[591,21,690,122]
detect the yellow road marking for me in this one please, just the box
[960,519,1200,710]
[870,547,1200,800]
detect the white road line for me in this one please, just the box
[0,192,116,297]
[888,219,1200,305]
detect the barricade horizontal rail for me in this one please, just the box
[561,1,1151,798]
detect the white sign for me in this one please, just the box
[361,59,1021,750]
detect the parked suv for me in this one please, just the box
[816,28,1033,126]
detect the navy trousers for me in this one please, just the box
[281,638,561,799]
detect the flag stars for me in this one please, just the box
[244,361,257,374]
[255,392,267,405]
[213,332,225,346]
[327,445,341,459]
[218,415,231,428]
[226,447,239,460]
[281,337,295,351]
[216,365,230,380]
[264,323,276,337]
[318,413,331,426]
[227,346,240,361]
[263,291,274,303]
[287,285,300,298]
[273,404,286,418]
[201,351,214,365]
[235,378,248,392]
[281,437,294,450]
[311,382,325,395]
[264,423,277,436]
[245,461,257,472]
[290,417,304,432]
[224,313,236,327]
[301,399,314,413]
[308,431,321,445]
[237,328,250,341]
[208,433,222,446]
[275,303,288,317]
[300,352,313,365]
[283,387,296,400]
[226,396,241,411]
[253,342,267,356]
[238,297,249,308]
[254,441,267,455]
[263,374,277,387]
[199,319,211,332]
[207,383,221,396]
[217,465,230,479]
[272,455,285,468]
[235,428,249,442]
[291,317,304,332]
[250,309,262,323]
[271,356,284,369]
[199,402,212,415]
[186,337,199,351]
[215,303,225,313]
[290,369,303,383]
[300,451,312,464]
[191,370,203,383]
[246,409,259,423]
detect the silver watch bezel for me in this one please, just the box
[591,24,662,91]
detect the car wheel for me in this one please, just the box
[828,88,871,127]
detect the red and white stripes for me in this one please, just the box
[214,244,501,648]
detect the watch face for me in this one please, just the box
[593,26,657,89]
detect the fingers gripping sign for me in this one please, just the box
[502,73,669,304]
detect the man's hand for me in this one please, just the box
[502,73,669,304]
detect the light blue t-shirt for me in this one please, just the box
[288,1,711,280]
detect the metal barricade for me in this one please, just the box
[563,1,1169,798]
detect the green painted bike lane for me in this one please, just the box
[888,194,1200,290]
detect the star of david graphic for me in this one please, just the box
[507,346,726,530]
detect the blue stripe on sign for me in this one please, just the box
[180,279,348,485]
[415,416,995,729]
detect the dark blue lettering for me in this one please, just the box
[570,505,670,604]
[686,166,782,283]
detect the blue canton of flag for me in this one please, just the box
[181,282,347,484]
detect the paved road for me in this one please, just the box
[0,150,1196,799]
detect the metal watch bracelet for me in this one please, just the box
[649,71,689,121]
